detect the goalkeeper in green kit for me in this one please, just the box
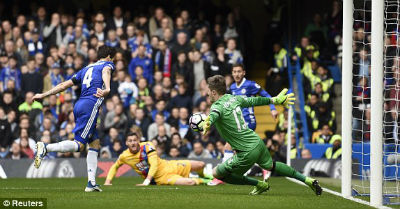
[200,75,322,195]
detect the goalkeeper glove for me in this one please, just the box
[271,88,295,108]
[200,116,211,135]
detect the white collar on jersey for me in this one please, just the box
[236,78,247,88]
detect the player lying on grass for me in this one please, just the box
[104,132,213,186]
[201,75,322,195]
[32,45,116,192]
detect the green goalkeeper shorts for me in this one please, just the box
[216,140,273,177]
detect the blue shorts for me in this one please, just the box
[72,98,104,144]
[247,122,256,131]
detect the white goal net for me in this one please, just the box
[350,0,400,205]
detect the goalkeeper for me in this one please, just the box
[201,75,322,195]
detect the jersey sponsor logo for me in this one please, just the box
[135,161,149,171]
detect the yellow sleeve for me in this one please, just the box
[145,142,158,178]
[106,157,124,181]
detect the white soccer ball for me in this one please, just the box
[189,112,207,132]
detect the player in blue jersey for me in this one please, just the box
[32,45,116,192]
[209,64,277,186]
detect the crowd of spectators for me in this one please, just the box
[0,3,250,160]
[263,0,343,160]
[0,1,350,162]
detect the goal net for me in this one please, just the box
[349,0,400,205]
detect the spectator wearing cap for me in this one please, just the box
[43,63,64,93]
[129,45,154,85]
[310,102,336,133]
[324,135,342,159]
[0,56,22,92]
[21,58,43,95]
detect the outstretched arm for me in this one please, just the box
[259,89,278,119]
[32,80,74,101]
[239,88,295,109]
[105,158,124,185]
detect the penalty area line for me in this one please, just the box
[285,177,392,209]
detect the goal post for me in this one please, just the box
[342,0,400,206]
[370,0,384,206]
[342,0,354,199]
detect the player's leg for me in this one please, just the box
[35,99,89,168]
[212,151,261,187]
[247,122,271,181]
[222,143,234,163]
[208,142,233,186]
[256,141,322,195]
[34,139,84,168]
[189,160,213,179]
[84,136,102,192]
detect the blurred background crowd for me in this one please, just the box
[0,0,344,162]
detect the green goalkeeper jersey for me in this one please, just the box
[209,94,272,152]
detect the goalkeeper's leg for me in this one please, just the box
[257,142,322,196]
[208,143,234,186]
[212,149,269,195]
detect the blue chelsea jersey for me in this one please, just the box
[230,78,276,127]
[71,60,115,101]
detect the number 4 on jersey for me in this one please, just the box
[82,67,93,87]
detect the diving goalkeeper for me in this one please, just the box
[201,75,322,195]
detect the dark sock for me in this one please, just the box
[221,173,259,186]
[274,162,306,182]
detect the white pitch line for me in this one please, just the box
[285,177,392,209]
[0,187,180,190]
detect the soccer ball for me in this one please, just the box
[189,112,207,132]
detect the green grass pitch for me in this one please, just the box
[0,177,398,209]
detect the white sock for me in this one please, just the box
[46,141,79,152]
[222,150,234,163]
[87,149,99,185]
